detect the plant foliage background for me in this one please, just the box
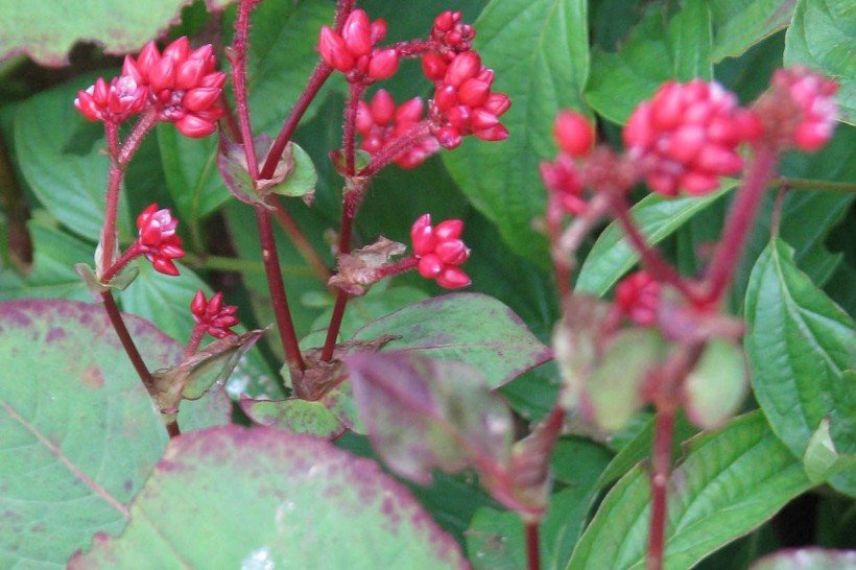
[0,0,854,568]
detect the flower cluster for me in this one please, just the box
[411,214,471,289]
[769,66,839,152]
[136,204,185,276]
[430,11,475,55]
[356,89,439,168]
[190,290,239,339]
[319,10,398,82]
[427,51,511,149]
[75,36,225,138]
[540,111,594,215]
[614,271,661,327]
[623,80,758,196]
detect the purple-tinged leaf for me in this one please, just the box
[347,351,513,486]
[69,426,468,569]
[352,293,552,389]
[0,299,228,568]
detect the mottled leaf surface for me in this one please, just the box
[70,426,468,569]
[0,299,227,568]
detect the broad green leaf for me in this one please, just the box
[709,0,795,62]
[568,412,813,570]
[785,0,856,125]
[585,0,713,124]
[745,239,856,495]
[156,124,228,227]
[0,299,228,568]
[575,187,730,296]
[0,0,233,66]
[468,438,612,569]
[0,219,91,302]
[13,75,131,242]
[70,426,468,569]
[443,0,589,261]
[352,293,551,389]
[270,142,317,198]
[751,548,856,570]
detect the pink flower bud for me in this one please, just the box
[422,53,448,82]
[367,48,399,80]
[435,239,469,265]
[136,204,185,276]
[149,56,176,92]
[182,87,221,113]
[445,52,481,87]
[176,115,216,138]
[162,36,190,63]
[396,97,424,123]
[417,254,444,278]
[190,290,239,338]
[433,219,464,241]
[319,26,355,72]
[136,41,161,76]
[371,19,388,43]
[458,79,491,108]
[554,110,594,157]
[370,89,395,124]
[342,10,373,56]
[474,124,509,142]
[615,271,660,326]
[436,266,471,289]
[435,126,462,149]
[175,58,207,91]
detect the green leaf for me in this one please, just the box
[270,142,317,198]
[745,239,856,495]
[13,75,131,242]
[802,417,856,484]
[0,219,92,302]
[240,398,345,439]
[575,186,731,296]
[751,548,856,570]
[0,299,227,568]
[156,124,228,224]
[352,293,551,389]
[443,0,589,261]
[69,426,469,568]
[0,0,233,66]
[709,0,795,62]
[585,0,713,124]
[568,412,813,570]
[785,0,856,125]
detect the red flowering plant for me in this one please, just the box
[0,1,854,569]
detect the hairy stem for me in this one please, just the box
[359,121,432,178]
[344,82,365,176]
[704,146,778,302]
[526,522,541,570]
[99,243,142,284]
[183,325,206,359]
[101,291,180,438]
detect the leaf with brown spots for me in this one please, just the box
[0,299,230,567]
[69,426,469,569]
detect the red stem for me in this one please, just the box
[546,198,572,304]
[101,291,180,438]
[183,325,206,359]
[647,406,675,570]
[344,82,365,176]
[703,146,778,303]
[375,256,418,280]
[230,0,307,372]
[526,522,541,570]
[359,121,432,178]
[321,292,348,361]
[392,39,442,58]
[607,192,700,301]
[100,243,142,284]
[259,63,333,180]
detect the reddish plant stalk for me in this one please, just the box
[359,121,432,178]
[375,256,419,279]
[344,83,366,176]
[99,243,142,283]
[230,0,307,372]
[647,406,675,570]
[703,146,778,303]
[526,522,541,570]
[392,39,441,58]
[546,199,572,303]
[101,291,180,438]
[183,325,206,359]
[259,62,333,179]
[321,292,349,362]
[607,193,700,302]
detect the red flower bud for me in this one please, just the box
[422,53,448,82]
[367,48,399,80]
[342,10,373,56]
[136,203,184,275]
[417,254,444,278]
[554,110,594,157]
[190,290,239,339]
[436,266,471,289]
[176,115,216,138]
[319,26,355,72]
[370,89,395,124]
[410,214,470,288]
[445,52,481,87]
[615,271,661,326]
